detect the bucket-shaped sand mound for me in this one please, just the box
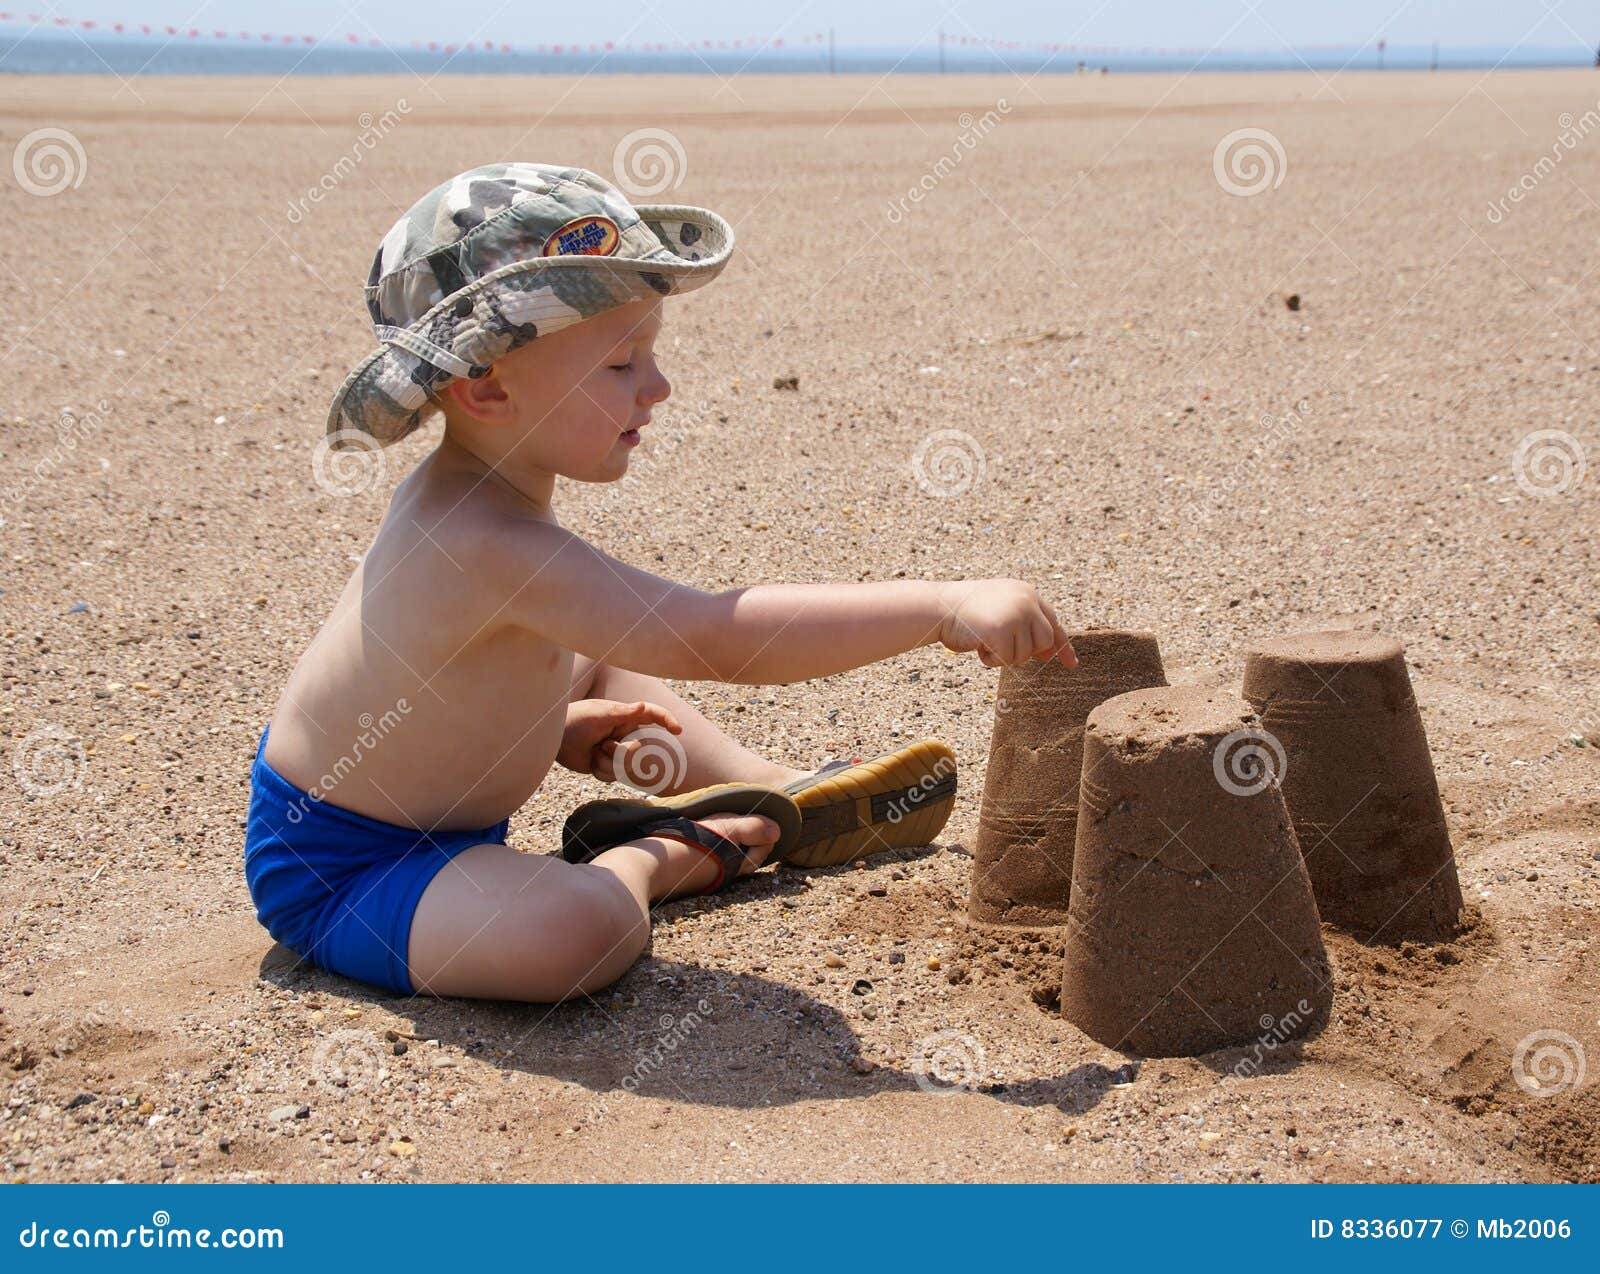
[969,630,1167,927]
[1241,629,1463,943]
[1060,686,1332,1058]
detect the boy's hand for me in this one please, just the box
[935,580,1078,669]
[558,699,683,780]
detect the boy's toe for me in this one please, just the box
[708,811,778,839]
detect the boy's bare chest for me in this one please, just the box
[430,622,572,748]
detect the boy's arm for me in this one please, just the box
[490,523,1073,684]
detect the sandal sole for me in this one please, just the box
[783,738,957,868]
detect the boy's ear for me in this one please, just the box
[442,366,511,424]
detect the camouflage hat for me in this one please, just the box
[325,161,734,448]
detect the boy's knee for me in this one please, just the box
[565,871,649,989]
[511,869,646,1001]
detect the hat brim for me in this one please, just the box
[325,203,733,450]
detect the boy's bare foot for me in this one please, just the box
[622,812,781,898]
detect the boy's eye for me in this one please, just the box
[607,361,633,371]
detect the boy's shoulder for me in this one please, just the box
[375,458,579,602]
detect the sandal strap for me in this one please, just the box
[633,815,750,894]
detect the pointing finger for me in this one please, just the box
[1040,601,1077,667]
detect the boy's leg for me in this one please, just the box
[572,656,808,794]
[407,811,778,1002]
[565,658,956,871]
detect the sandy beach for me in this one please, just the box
[0,68,1596,1183]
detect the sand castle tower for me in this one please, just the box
[1060,686,1332,1057]
[968,631,1167,927]
[1242,630,1463,943]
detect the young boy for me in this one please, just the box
[245,162,1076,1004]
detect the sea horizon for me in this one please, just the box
[0,29,1593,75]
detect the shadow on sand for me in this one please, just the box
[258,847,1320,1119]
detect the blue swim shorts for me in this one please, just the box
[243,725,510,995]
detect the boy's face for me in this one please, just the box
[444,296,671,483]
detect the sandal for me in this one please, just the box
[781,739,958,868]
[561,784,802,894]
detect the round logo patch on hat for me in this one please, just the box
[541,215,622,258]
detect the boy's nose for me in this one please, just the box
[642,368,670,405]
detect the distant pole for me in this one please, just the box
[1377,38,1386,70]
[828,26,835,74]
[1594,42,1599,67]
[938,29,945,74]
[1430,41,1438,71]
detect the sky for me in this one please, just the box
[2,1,1596,52]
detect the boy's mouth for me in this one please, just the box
[620,427,642,447]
